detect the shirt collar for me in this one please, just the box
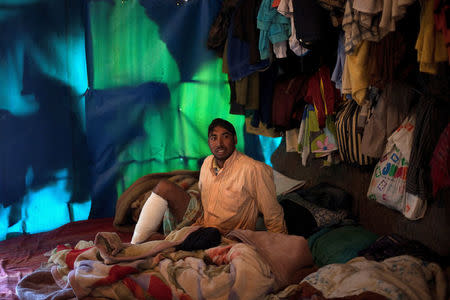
[211,150,239,175]
[212,157,221,175]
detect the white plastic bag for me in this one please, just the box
[367,116,426,220]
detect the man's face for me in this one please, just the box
[208,125,237,167]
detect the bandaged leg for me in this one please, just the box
[131,192,168,244]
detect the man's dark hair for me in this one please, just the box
[208,118,236,137]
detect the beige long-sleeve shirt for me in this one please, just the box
[195,150,287,234]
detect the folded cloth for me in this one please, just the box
[95,226,200,264]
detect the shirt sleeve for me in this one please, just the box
[193,159,207,227]
[254,163,287,234]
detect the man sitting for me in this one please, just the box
[132,118,286,243]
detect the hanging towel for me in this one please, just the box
[342,40,370,104]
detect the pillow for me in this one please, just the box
[279,193,348,228]
[273,169,306,196]
[280,198,317,238]
[308,225,378,267]
[295,182,352,211]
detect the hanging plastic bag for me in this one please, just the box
[367,115,427,220]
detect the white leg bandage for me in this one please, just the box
[131,192,168,244]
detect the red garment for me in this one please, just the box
[272,75,308,129]
[434,0,450,63]
[272,0,281,7]
[430,122,450,196]
[304,66,338,128]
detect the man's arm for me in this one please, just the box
[254,163,287,234]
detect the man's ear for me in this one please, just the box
[234,135,237,145]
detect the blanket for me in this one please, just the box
[226,229,314,290]
[16,227,315,300]
[113,170,199,232]
[272,255,447,300]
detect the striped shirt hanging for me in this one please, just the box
[335,99,376,166]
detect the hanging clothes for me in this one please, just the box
[317,0,346,27]
[298,104,313,166]
[360,81,417,159]
[342,0,415,54]
[297,104,338,166]
[415,0,448,75]
[430,122,450,197]
[232,0,264,64]
[277,0,309,56]
[207,0,240,57]
[406,95,449,202]
[342,40,370,104]
[335,99,376,166]
[257,0,291,60]
[434,0,450,63]
[226,0,269,81]
[342,0,381,54]
[331,31,346,92]
[354,0,414,39]
[291,0,328,48]
[304,66,338,128]
[272,75,308,130]
[248,62,278,128]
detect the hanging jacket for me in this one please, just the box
[305,66,337,128]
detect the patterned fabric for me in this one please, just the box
[298,104,338,167]
[367,115,428,220]
[212,157,221,175]
[335,99,376,166]
[302,255,447,300]
[358,234,445,265]
[279,192,348,228]
[342,0,415,54]
[19,229,312,300]
[342,0,381,53]
[162,190,202,236]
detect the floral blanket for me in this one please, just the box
[273,255,447,300]
[17,226,445,300]
[16,227,314,300]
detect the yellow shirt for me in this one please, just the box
[195,150,287,234]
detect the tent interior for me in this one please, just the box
[1,0,449,299]
[1,0,282,240]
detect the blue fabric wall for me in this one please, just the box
[0,0,280,240]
